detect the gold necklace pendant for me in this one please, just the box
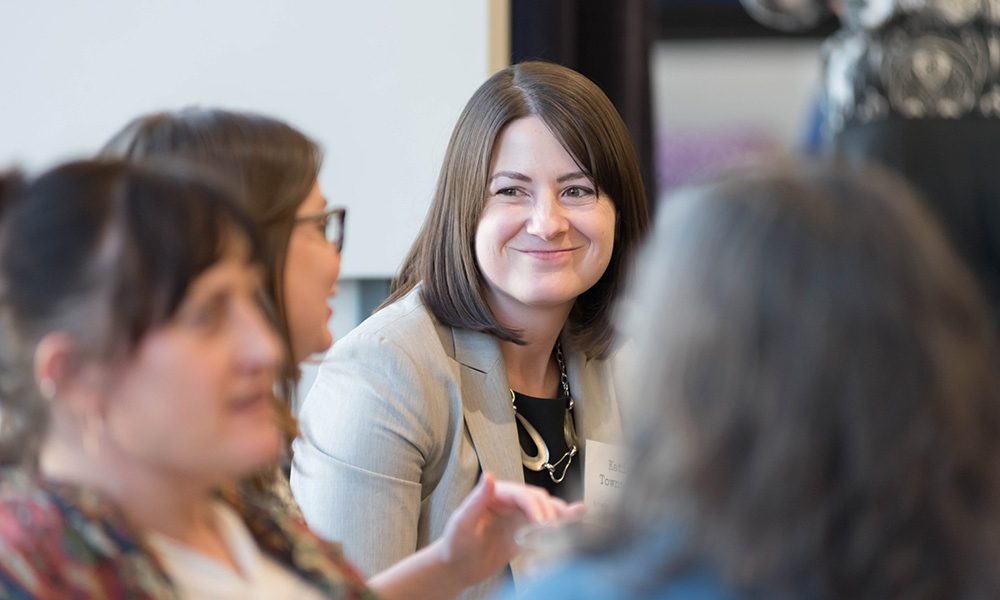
[510,341,580,483]
[512,388,551,471]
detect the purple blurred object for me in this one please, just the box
[656,127,779,197]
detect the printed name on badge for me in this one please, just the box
[583,439,627,520]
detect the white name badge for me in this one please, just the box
[583,439,627,519]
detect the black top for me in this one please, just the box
[512,390,582,501]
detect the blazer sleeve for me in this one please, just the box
[291,329,447,578]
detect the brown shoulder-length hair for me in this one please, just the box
[594,159,1000,598]
[102,108,321,440]
[383,61,649,359]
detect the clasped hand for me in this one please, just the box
[434,472,587,587]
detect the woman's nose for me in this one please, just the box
[236,299,283,371]
[525,190,569,240]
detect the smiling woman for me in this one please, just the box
[284,182,343,363]
[292,61,650,600]
[477,116,617,329]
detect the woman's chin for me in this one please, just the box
[292,331,334,365]
[317,329,334,354]
[230,431,285,477]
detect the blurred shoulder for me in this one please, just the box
[232,482,376,598]
[0,470,141,598]
[507,558,742,600]
[0,468,67,548]
[337,284,449,356]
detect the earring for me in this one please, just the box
[38,378,56,400]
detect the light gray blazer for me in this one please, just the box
[291,286,624,600]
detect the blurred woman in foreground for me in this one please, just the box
[0,160,373,598]
[512,161,1000,599]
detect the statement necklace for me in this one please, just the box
[510,342,579,483]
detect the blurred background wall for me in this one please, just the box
[0,0,830,399]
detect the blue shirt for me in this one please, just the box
[497,535,746,600]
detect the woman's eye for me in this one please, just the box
[564,186,595,200]
[496,187,518,196]
[190,299,227,330]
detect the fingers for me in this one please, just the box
[461,471,497,515]
[475,472,588,527]
[489,479,576,524]
[474,471,496,499]
[489,479,547,522]
[563,501,587,520]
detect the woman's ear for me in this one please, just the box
[33,332,104,416]
[34,332,74,401]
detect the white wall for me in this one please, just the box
[1,1,497,408]
[0,0,491,279]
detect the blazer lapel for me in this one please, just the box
[450,328,524,485]
[565,342,623,469]
[450,328,531,586]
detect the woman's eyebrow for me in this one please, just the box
[557,171,589,183]
[489,171,590,183]
[489,171,531,182]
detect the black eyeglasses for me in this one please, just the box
[295,207,345,253]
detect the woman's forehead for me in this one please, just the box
[186,253,262,299]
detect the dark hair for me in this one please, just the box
[102,108,321,432]
[384,61,649,359]
[596,160,1000,598]
[0,160,262,467]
